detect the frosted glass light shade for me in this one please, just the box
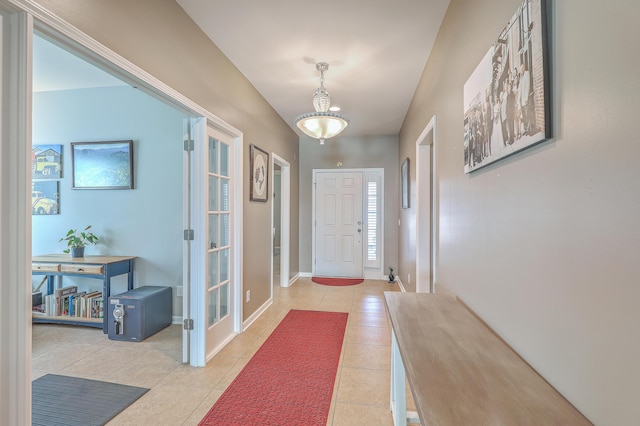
[295,112,349,142]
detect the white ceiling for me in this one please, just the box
[176,0,450,138]
[34,0,450,139]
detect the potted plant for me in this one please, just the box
[59,225,99,257]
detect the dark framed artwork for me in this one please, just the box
[401,158,410,209]
[250,144,268,202]
[463,0,550,173]
[32,144,63,179]
[32,181,60,215]
[71,140,134,189]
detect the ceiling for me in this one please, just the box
[176,0,450,138]
[34,0,451,139]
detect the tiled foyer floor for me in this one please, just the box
[32,277,416,425]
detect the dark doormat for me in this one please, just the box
[32,374,149,426]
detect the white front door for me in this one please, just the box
[314,171,363,277]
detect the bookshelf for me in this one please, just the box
[32,255,137,333]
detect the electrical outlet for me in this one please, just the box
[408,273,411,284]
[246,290,251,303]
[176,286,183,297]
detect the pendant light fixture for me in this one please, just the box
[294,62,349,144]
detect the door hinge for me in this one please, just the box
[183,318,194,330]
[184,139,194,152]
[183,229,194,241]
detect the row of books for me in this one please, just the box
[33,285,104,319]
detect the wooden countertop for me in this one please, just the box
[383,292,591,425]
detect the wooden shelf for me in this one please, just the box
[32,255,136,333]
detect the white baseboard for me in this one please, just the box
[289,273,300,286]
[396,278,407,292]
[242,297,273,331]
[299,271,312,278]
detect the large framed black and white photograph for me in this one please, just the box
[401,158,410,209]
[250,144,269,202]
[71,140,134,189]
[463,0,550,173]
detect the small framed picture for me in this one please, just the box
[32,181,60,215]
[401,158,410,209]
[71,140,134,189]
[32,144,62,179]
[250,144,269,202]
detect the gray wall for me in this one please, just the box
[299,135,399,276]
[400,0,640,423]
[34,0,301,320]
[32,86,186,316]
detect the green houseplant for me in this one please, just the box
[59,225,99,257]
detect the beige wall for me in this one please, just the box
[33,0,300,321]
[299,135,399,276]
[400,0,640,423]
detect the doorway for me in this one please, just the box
[271,153,291,288]
[415,115,438,293]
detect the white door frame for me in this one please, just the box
[271,153,290,288]
[0,6,33,425]
[415,115,438,293]
[8,0,243,378]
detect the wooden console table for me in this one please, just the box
[32,254,136,333]
[383,292,590,425]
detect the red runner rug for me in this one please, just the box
[199,309,348,426]
[312,276,364,286]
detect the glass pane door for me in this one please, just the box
[207,136,231,329]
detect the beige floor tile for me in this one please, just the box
[182,389,224,425]
[345,324,391,345]
[342,342,391,370]
[106,384,210,426]
[336,367,390,406]
[331,402,394,426]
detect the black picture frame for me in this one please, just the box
[250,144,269,202]
[71,140,134,189]
[463,0,550,173]
[401,158,410,209]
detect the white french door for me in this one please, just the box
[187,119,238,367]
[314,171,364,277]
[203,128,235,360]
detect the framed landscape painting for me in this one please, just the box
[463,0,550,173]
[71,140,134,189]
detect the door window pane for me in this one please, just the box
[219,283,229,318]
[220,248,229,283]
[209,137,218,174]
[220,142,229,177]
[221,214,230,247]
[208,251,219,288]
[220,178,230,211]
[208,288,218,326]
[209,176,218,211]
[208,214,219,250]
